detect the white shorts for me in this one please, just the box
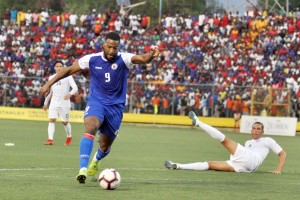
[226,144,262,173]
[48,106,70,122]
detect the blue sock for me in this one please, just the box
[95,147,111,161]
[79,133,94,169]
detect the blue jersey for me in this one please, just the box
[78,52,135,105]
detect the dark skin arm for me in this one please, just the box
[39,60,81,96]
[131,46,160,64]
[39,46,159,96]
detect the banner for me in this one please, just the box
[240,115,297,136]
[0,107,299,132]
[0,107,234,127]
[0,106,84,123]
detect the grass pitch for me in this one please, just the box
[0,119,299,200]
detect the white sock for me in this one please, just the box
[48,122,55,140]
[178,162,209,170]
[198,122,225,142]
[79,167,87,172]
[64,123,72,137]
[92,152,99,162]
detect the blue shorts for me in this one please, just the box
[84,101,124,140]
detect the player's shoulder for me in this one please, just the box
[245,139,252,144]
[261,137,276,143]
[119,52,135,62]
[49,74,56,80]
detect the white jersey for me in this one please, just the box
[244,137,283,162]
[45,74,78,108]
[227,137,283,172]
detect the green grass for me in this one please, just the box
[0,119,299,200]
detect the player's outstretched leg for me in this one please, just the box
[165,161,209,170]
[188,111,225,142]
[164,161,179,170]
[76,168,87,184]
[188,111,201,126]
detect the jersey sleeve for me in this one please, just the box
[43,90,53,105]
[78,54,93,70]
[121,53,135,69]
[44,75,54,105]
[266,137,283,155]
[244,140,250,147]
[68,76,78,95]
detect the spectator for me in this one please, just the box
[151,93,161,114]
[0,9,299,118]
[3,8,10,26]
[74,88,84,110]
[10,8,18,26]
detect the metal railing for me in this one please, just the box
[0,76,298,120]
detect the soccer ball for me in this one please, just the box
[98,168,121,190]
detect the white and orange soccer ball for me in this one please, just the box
[98,168,121,190]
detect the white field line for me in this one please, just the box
[0,167,166,171]
[0,167,204,182]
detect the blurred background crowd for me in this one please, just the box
[0,3,300,120]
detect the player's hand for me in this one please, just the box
[270,170,281,174]
[150,45,160,58]
[39,85,50,97]
[43,105,48,111]
[64,94,71,100]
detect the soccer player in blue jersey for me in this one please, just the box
[39,31,160,183]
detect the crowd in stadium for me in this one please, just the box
[0,7,300,119]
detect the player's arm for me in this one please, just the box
[39,60,81,96]
[64,77,78,100]
[271,150,286,174]
[43,90,53,111]
[131,45,159,64]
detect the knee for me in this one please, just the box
[84,117,101,135]
[85,123,99,136]
[62,122,69,126]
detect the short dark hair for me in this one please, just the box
[105,32,120,42]
[54,60,64,66]
[253,122,264,131]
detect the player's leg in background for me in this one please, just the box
[189,111,225,142]
[44,107,59,145]
[60,107,72,145]
[188,111,238,155]
[165,160,209,170]
[62,121,72,145]
[165,160,235,171]
[44,118,56,145]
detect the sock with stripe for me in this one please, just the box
[79,133,94,169]
[93,147,111,162]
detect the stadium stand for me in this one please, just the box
[0,8,299,120]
